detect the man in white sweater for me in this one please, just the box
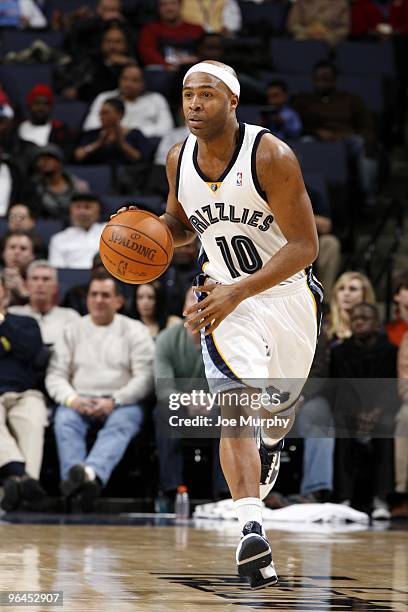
[46,273,155,511]
[82,63,174,137]
[9,260,80,346]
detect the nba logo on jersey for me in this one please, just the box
[236,172,243,187]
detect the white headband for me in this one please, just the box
[183,63,240,98]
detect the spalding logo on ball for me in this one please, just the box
[100,209,174,284]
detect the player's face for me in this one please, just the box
[8,205,34,232]
[183,73,238,139]
[136,284,156,318]
[350,305,378,339]
[119,66,145,100]
[87,279,123,325]
[70,200,100,230]
[27,267,58,303]
[336,278,364,313]
[3,236,34,269]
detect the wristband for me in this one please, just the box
[65,394,77,407]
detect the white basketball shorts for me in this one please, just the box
[199,273,323,411]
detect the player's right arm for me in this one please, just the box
[160,142,196,246]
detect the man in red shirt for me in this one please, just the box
[138,0,203,69]
[386,271,408,347]
[351,0,408,37]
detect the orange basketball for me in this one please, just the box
[99,209,174,284]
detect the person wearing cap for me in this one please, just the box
[28,144,90,221]
[48,193,105,269]
[17,84,74,160]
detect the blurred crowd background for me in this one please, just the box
[0,0,407,521]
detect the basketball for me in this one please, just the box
[99,209,174,284]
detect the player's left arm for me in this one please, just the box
[184,134,318,335]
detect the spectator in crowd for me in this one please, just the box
[17,85,74,161]
[133,281,180,338]
[262,79,302,142]
[154,287,226,510]
[327,271,376,342]
[61,253,104,316]
[0,104,24,216]
[386,271,408,347]
[307,184,341,302]
[28,144,89,221]
[1,230,35,306]
[74,98,151,165]
[0,271,49,513]
[63,0,131,59]
[330,303,397,518]
[46,273,154,511]
[351,0,408,38]
[295,272,376,502]
[161,241,199,317]
[9,261,80,346]
[287,0,350,46]
[83,64,174,137]
[138,0,203,69]
[5,203,47,259]
[145,108,189,197]
[293,329,335,506]
[294,61,378,204]
[48,193,104,270]
[394,330,408,516]
[0,0,47,29]
[181,0,242,35]
[56,23,137,102]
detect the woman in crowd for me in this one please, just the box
[133,281,180,339]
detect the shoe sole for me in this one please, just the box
[250,575,279,590]
[236,534,272,577]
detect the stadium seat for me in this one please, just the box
[239,1,290,35]
[289,141,348,184]
[270,40,330,74]
[57,268,91,302]
[1,30,64,53]
[53,100,89,131]
[303,172,330,211]
[144,69,179,98]
[338,75,384,115]
[36,219,64,245]
[0,218,7,237]
[237,105,262,125]
[260,71,312,94]
[336,41,395,77]
[65,165,112,195]
[0,64,54,110]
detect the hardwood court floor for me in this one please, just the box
[0,519,407,611]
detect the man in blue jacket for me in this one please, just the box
[0,271,49,512]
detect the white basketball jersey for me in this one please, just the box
[177,123,305,291]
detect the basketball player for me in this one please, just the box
[114,60,323,589]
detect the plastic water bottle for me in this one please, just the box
[175,485,190,520]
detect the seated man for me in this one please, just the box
[45,273,154,511]
[0,271,49,512]
[1,230,35,306]
[9,260,80,346]
[154,288,227,510]
[263,79,302,142]
[48,193,105,269]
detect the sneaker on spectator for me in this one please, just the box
[371,497,391,521]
